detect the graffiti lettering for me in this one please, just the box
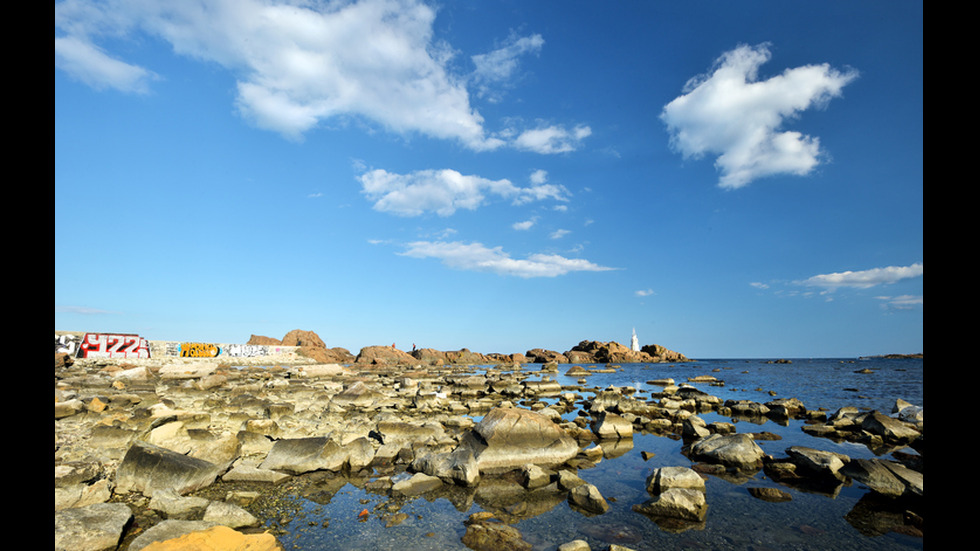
[55,334,80,355]
[180,343,221,358]
[224,344,274,358]
[77,333,150,359]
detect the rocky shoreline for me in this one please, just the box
[55,346,922,551]
[244,329,692,367]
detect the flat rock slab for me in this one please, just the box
[54,502,133,551]
[115,441,224,496]
[259,436,349,474]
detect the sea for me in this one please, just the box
[250,357,924,551]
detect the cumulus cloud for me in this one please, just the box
[662,43,858,189]
[359,167,569,216]
[512,218,537,231]
[400,240,615,277]
[54,0,506,149]
[796,262,923,291]
[54,1,592,153]
[635,289,655,297]
[513,123,592,154]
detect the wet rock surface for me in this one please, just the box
[54,354,924,550]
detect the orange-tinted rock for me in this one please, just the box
[140,525,282,551]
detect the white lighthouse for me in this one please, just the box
[630,328,640,352]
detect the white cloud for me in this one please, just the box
[635,289,655,297]
[529,169,548,185]
[875,294,923,309]
[512,218,536,231]
[797,263,923,291]
[400,240,615,278]
[54,1,593,154]
[549,229,570,239]
[55,35,158,93]
[471,33,544,101]
[662,43,858,189]
[513,123,592,154]
[54,0,506,149]
[359,167,568,216]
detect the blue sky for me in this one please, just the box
[54,0,923,359]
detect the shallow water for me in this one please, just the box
[241,357,924,550]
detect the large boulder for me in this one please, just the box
[688,433,765,471]
[114,442,224,496]
[641,343,690,362]
[457,407,580,474]
[633,487,707,522]
[446,348,489,365]
[246,335,281,346]
[280,329,326,348]
[591,411,634,439]
[785,446,849,481]
[259,436,349,475]
[839,458,919,498]
[859,411,921,443]
[525,349,568,364]
[355,345,419,366]
[646,466,706,494]
[411,348,449,366]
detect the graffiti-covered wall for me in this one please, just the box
[177,342,222,358]
[76,333,151,359]
[159,342,293,358]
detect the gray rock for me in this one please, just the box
[203,500,259,528]
[54,502,133,551]
[688,433,765,470]
[785,446,849,480]
[646,466,705,494]
[221,463,291,483]
[633,487,708,522]
[681,415,711,439]
[114,441,224,496]
[458,407,580,474]
[839,458,908,497]
[391,472,443,496]
[568,482,609,515]
[259,436,348,474]
[148,488,210,518]
[591,411,633,439]
[859,411,921,442]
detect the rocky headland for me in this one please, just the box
[54,331,922,551]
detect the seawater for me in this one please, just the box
[257,357,924,551]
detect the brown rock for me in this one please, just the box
[525,349,568,363]
[355,345,418,366]
[139,525,282,551]
[280,329,326,349]
[246,334,282,346]
[411,348,449,366]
